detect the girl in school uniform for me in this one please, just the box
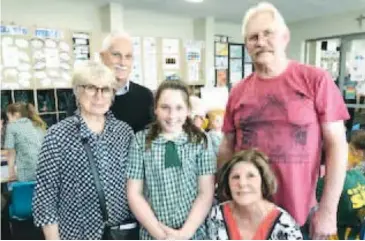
[127,80,216,240]
[4,103,46,181]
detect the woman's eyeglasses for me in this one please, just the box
[80,84,114,97]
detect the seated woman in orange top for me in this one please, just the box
[206,149,303,240]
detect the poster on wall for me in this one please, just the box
[215,42,228,56]
[45,48,60,68]
[2,46,19,67]
[186,50,201,62]
[130,37,143,85]
[1,25,30,89]
[73,32,90,67]
[188,63,200,83]
[215,56,228,69]
[132,37,142,55]
[143,37,158,90]
[163,38,180,54]
[1,25,28,35]
[345,86,356,100]
[229,59,243,84]
[144,37,157,54]
[163,54,180,70]
[349,52,365,82]
[230,45,242,58]
[35,28,63,39]
[185,40,203,62]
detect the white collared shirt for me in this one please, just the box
[115,81,130,96]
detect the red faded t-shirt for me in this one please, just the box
[222,61,349,225]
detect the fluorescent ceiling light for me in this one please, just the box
[185,0,204,3]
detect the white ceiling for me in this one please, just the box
[96,0,365,23]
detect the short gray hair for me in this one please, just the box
[241,2,288,40]
[101,31,133,52]
[72,61,117,98]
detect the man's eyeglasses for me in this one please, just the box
[110,51,133,61]
[80,84,114,97]
[246,29,275,44]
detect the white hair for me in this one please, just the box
[101,30,133,52]
[241,2,288,39]
[72,60,117,98]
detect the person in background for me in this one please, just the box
[218,2,349,239]
[127,80,216,240]
[1,111,8,149]
[190,95,208,131]
[1,112,9,165]
[207,149,302,240]
[68,31,154,133]
[317,130,365,239]
[350,130,365,175]
[207,109,224,156]
[3,103,46,181]
[32,61,134,240]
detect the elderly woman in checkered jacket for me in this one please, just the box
[126,80,216,240]
[32,61,134,240]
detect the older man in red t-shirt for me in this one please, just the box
[218,2,349,240]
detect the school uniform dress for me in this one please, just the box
[317,169,365,239]
[4,118,45,181]
[207,130,223,156]
[206,202,303,240]
[32,111,134,239]
[127,129,216,240]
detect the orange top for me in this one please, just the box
[223,202,281,240]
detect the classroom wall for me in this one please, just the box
[287,9,365,61]
[1,0,364,63]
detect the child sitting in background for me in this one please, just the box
[317,130,365,240]
[207,109,224,156]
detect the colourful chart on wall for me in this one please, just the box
[215,42,228,56]
[230,45,242,58]
[229,59,243,84]
[345,86,356,100]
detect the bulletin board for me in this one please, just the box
[0,22,93,127]
[129,37,206,91]
[0,24,206,126]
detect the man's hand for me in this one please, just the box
[309,207,337,240]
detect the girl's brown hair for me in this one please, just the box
[217,149,277,202]
[146,80,207,149]
[7,102,47,130]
